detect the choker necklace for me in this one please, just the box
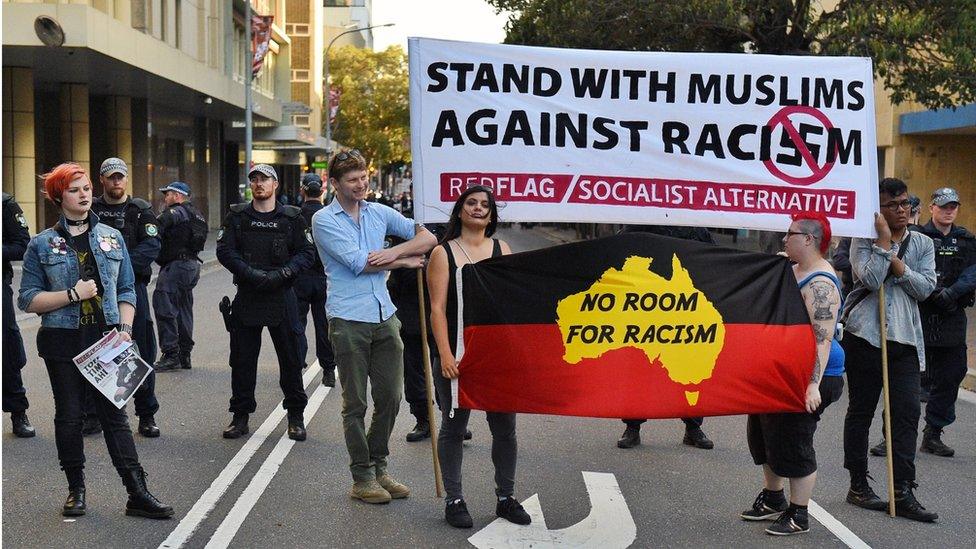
[64,216,89,227]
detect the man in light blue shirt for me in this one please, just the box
[312,150,437,504]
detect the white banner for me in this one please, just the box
[409,38,879,237]
[73,330,153,409]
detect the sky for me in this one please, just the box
[371,0,511,51]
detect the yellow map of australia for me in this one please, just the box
[555,256,726,406]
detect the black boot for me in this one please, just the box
[223,413,249,439]
[406,418,430,442]
[154,353,181,372]
[846,472,888,511]
[62,468,86,517]
[121,468,174,519]
[11,412,36,438]
[617,425,640,448]
[179,352,192,370]
[287,411,307,441]
[894,481,938,522]
[920,425,954,457]
[138,415,161,438]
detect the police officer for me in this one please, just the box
[294,174,336,386]
[914,187,976,456]
[2,192,34,437]
[153,182,206,371]
[90,157,162,438]
[216,164,314,441]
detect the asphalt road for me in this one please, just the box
[2,225,974,548]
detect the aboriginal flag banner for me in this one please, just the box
[454,233,815,419]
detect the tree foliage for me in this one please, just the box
[327,45,410,170]
[486,0,976,109]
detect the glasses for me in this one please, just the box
[333,149,363,162]
[881,200,913,211]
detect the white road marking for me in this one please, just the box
[808,500,872,549]
[468,471,636,548]
[157,362,321,549]
[203,382,331,549]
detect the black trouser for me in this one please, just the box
[2,281,29,413]
[84,282,158,419]
[154,259,200,357]
[433,358,516,502]
[622,417,704,430]
[924,344,968,430]
[293,274,334,369]
[228,314,308,414]
[45,358,140,474]
[402,328,431,420]
[842,333,920,482]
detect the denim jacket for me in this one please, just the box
[18,213,136,328]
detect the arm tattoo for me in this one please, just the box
[809,280,838,321]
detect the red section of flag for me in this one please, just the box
[251,15,274,79]
[456,323,813,419]
[439,172,856,218]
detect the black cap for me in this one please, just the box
[301,173,323,193]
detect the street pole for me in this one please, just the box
[323,22,395,155]
[244,0,253,177]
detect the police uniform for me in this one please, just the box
[215,197,315,433]
[294,175,336,385]
[913,187,976,455]
[90,188,161,432]
[153,182,205,370]
[2,192,34,437]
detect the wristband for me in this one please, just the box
[120,323,133,336]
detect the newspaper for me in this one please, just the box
[73,329,153,410]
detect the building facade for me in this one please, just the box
[1,0,330,230]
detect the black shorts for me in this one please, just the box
[747,375,844,478]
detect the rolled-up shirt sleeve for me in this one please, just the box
[851,238,892,290]
[315,212,368,275]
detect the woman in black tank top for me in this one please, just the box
[427,186,531,529]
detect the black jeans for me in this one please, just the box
[433,362,517,502]
[842,333,921,482]
[44,358,141,474]
[924,344,968,430]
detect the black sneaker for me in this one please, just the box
[765,506,809,536]
[869,439,887,456]
[740,489,788,521]
[496,497,531,525]
[847,474,888,511]
[894,482,938,522]
[682,427,714,449]
[445,498,473,529]
[617,426,640,449]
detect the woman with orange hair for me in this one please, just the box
[18,163,172,519]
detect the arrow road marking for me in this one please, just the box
[468,471,637,549]
[158,361,322,549]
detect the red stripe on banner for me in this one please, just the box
[456,323,813,419]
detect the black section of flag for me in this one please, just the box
[462,232,808,326]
